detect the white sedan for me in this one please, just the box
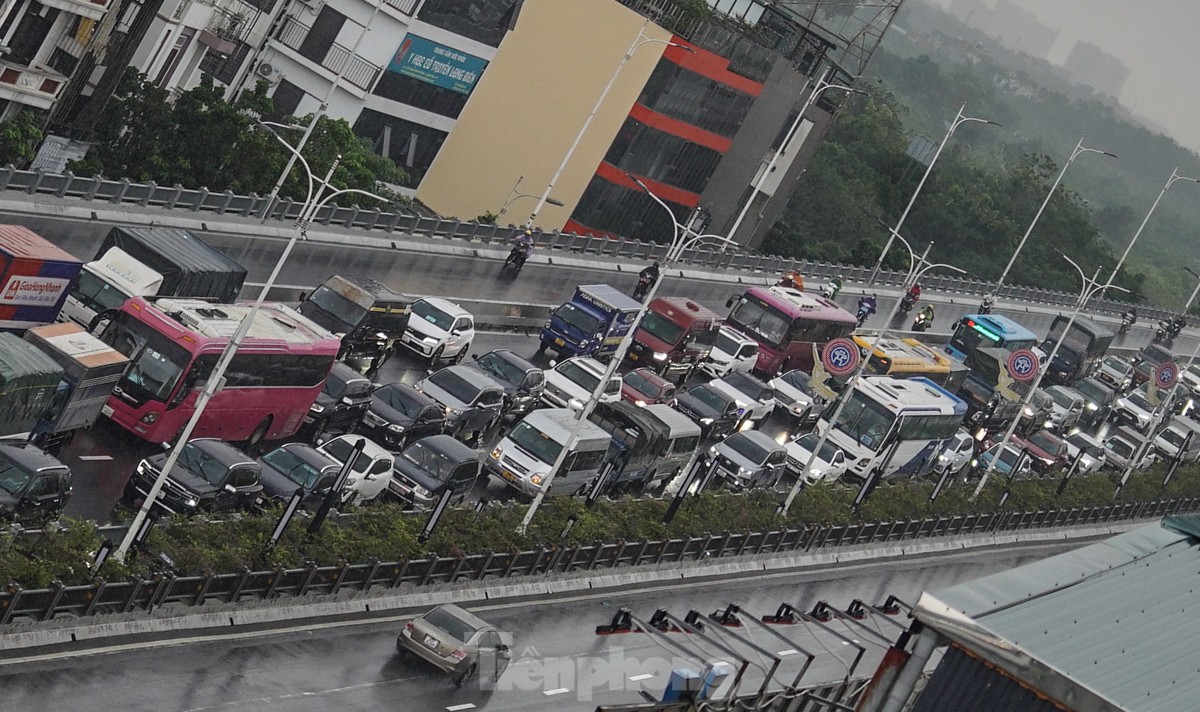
[1063,432,1107,474]
[784,432,848,485]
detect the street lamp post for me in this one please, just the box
[517,178,737,533]
[971,253,1129,499]
[867,104,998,286]
[523,19,693,228]
[114,127,391,562]
[991,136,1116,299]
[723,67,864,244]
[779,231,965,516]
[498,176,564,217]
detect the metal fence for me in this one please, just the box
[0,167,1174,324]
[3,497,1194,626]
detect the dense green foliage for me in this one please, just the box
[0,111,44,169]
[67,70,410,209]
[3,464,1198,589]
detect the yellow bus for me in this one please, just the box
[851,336,968,391]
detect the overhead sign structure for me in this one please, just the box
[822,338,860,377]
[388,35,488,95]
[1006,348,1039,383]
[1156,361,1180,390]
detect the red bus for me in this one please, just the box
[99,297,339,444]
[724,286,857,376]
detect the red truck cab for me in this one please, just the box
[626,297,721,380]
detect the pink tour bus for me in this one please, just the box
[99,297,339,444]
[724,286,857,376]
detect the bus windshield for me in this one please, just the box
[832,390,895,450]
[727,299,790,348]
[101,311,191,404]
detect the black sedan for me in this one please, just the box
[673,383,746,439]
[257,443,343,508]
[358,382,447,449]
[465,349,545,419]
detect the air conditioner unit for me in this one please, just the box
[256,61,276,77]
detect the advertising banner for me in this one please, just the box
[388,34,487,95]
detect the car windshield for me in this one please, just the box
[1106,439,1134,457]
[1160,429,1187,447]
[792,433,841,462]
[727,299,790,348]
[179,442,232,486]
[1049,388,1078,408]
[307,285,367,328]
[475,352,527,386]
[1028,432,1063,454]
[375,384,424,418]
[725,435,773,465]
[779,370,813,393]
[989,446,1020,468]
[555,303,603,335]
[557,360,600,393]
[508,421,563,464]
[261,448,325,489]
[413,300,455,331]
[321,438,373,474]
[1103,357,1129,372]
[1143,345,1172,364]
[0,455,31,495]
[1126,393,1151,410]
[687,385,730,412]
[1067,435,1104,458]
[74,269,130,313]
[714,330,743,356]
[429,369,481,405]
[323,368,350,399]
[1074,380,1107,402]
[639,311,686,346]
[723,372,763,398]
[101,311,191,404]
[401,441,465,481]
[423,607,478,643]
[624,370,663,399]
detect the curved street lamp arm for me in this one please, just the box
[257,121,317,210]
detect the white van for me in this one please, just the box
[60,247,163,329]
[487,408,610,499]
[701,326,759,378]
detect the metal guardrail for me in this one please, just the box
[0,167,1176,325]
[3,497,1195,625]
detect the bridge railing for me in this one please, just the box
[2,495,1194,626]
[0,166,1174,324]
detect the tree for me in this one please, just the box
[0,111,44,168]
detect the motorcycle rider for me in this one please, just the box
[857,294,878,324]
[508,228,534,269]
[914,303,935,329]
[979,294,995,314]
[824,275,844,299]
[777,271,804,291]
[1120,308,1137,333]
[900,283,921,313]
[633,260,661,300]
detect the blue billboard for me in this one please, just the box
[388,34,488,95]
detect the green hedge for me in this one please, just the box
[3,463,1198,589]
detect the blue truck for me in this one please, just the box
[538,285,642,359]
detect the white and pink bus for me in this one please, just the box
[724,286,857,376]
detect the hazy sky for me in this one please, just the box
[926,0,1200,153]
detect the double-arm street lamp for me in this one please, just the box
[115,123,391,561]
[524,19,693,228]
[971,252,1129,499]
[867,104,999,286]
[517,177,737,533]
[991,136,1116,299]
[779,229,965,516]
[498,175,563,218]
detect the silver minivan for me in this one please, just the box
[487,408,610,499]
[708,429,787,491]
[1103,426,1157,471]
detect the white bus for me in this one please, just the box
[816,376,967,480]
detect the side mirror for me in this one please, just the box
[725,295,736,308]
[472,353,479,360]
[365,473,378,481]
[548,359,558,368]
[342,397,354,405]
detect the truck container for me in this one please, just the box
[61,226,247,329]
[1040,314,1114,385]
[626,296,721,379]
[22,322,129,452]
[539,284,642,360]
[0,331,65,437]
[0,224,83,333]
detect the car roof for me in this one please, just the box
[319,433,390,460]
[417,297,470,318]
[187,438,257,467]
[728,428,785,451]
[485,349,537,372]
[558,356,606,375]
[406,434,478,463]
[329,361,371,385]
[0,441,69,472]
[429,603,492,631]
[377,381,438,406]
[718,325,754,342]
[264,443,341,470]
[430,364,503,391]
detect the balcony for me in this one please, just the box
[198,5,252,56]
[0,62,68,111]
[273,16,382,91]
[39,0,111,21]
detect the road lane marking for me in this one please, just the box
[446,704,477,711]
[629,673,654,681]
[78,455,113,461]
[777,649,798,656]
[544,688,570,696]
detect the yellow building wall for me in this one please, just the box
[415,0,669,230]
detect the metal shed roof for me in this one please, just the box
[913,519,1200,712]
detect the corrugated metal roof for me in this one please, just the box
[914,520,1200,712]
[0,224,79,262]
[912,645,1066,712]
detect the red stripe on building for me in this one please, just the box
[594,162,700,208]
[628,103,732,153]
[563,218,622,240]
[663,40,764,97]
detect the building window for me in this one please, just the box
[8,2,59,64]
[298,5,345,65]
[241,0,277,12]
[416,0,518,47]
[572,175,689,242]
[271,79,305,118]
[199,41,250,85]
[354,108,447,180]
[638,62,755,139]
[604,118,723,196]
[371,71,468,119]
[48,47,79,77]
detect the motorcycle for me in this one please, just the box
[898,292,918,316]
[1119,313,1136,335]
[856,302,875,327]
[820,281,841,300]
[503,246,529,275]
[978,297,995,315]
[632,274,654,301]
[1155,319,1178,342]
[911,312,933,332]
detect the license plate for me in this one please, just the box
[500,469,516,482]
[424,634,440,649]
[629,353,639,361]
[554,338,565,347]
[101,404,114,417]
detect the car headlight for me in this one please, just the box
[137,461,150,476]
[375,331,387,340]
[1044,420,1054,428]
[652,352,668,361]
[808,467,822,476]
[635,399,647,407]
[444,406,460,416]
[738,467,753,477]
[970,458,979,467]
[422,335,439,344]
[530,474,543,486]
[1087,402,1098,411]
[309,403,325,413]
[413,484,431,499]
[387,424,405,433]
[1023,406,1035,417]
[183,497,198,508]
[700,417,715,425]
[490,446,503,460]
[709,446,718,457]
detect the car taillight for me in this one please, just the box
[405,622,414,633]
[450,648,467,661]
